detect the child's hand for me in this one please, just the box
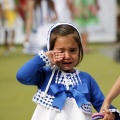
[103,112,116,120]
[45,51,64,65]
[100,102,111,114]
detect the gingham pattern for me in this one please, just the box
[81,103,92,114]
[55,70,81,87]
[32,89,55,109]
[38,51,51,66]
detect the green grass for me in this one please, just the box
[0,44,120,119]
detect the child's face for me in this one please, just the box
[53,35,79,72]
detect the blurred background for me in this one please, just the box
[0,0,120,119]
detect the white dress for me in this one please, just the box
[31,98,92,120]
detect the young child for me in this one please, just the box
[100,76,120,114]
[16,23,120,120]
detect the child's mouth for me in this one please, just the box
[62,62,72,65]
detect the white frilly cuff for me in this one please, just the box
[109,108,120,116]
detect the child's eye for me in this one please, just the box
[70,49,77,53]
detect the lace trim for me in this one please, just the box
[33,90,54,108]
[38,51,51,66]
[81,103,92,114]
[109,109,120,116]
[55,70,82,87]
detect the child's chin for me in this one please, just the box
[62,68,73,72]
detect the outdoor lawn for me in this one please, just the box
[0,43,120,120]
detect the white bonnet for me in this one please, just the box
[47,22,82,51]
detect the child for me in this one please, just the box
[100,76,120,114]
[16,23,120,120]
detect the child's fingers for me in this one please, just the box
[55,54,64,59]
[103,113,111,120]
[100,104,111,114]
[54,51,64,61]
[45,51,64,65]
[54,54,64,63]
[54,51,64,56]
[101,109,112,114]
[103,112,115,120]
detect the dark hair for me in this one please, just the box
[49,24,83,65]
[34,0,41,8]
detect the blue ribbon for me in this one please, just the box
[50,83,89,110]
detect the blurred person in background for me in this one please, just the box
[0,1,3,23]
[53,0,73,23]
[15,0,26,23]
[100,76,120,115]
[117,0,120,42]
[71,0,100,53]
[114,0,120,62]
[0,0,17,56]
[23,0,57,55]
[15,0,27,39]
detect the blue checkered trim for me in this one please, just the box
[38,51,51,66]
[32,90,54,109]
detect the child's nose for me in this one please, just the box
[64,52,70,59]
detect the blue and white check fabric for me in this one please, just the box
[32,89,55,109]
[55,70,81,86]
[38,50,51,66]
[32,69,91,113]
